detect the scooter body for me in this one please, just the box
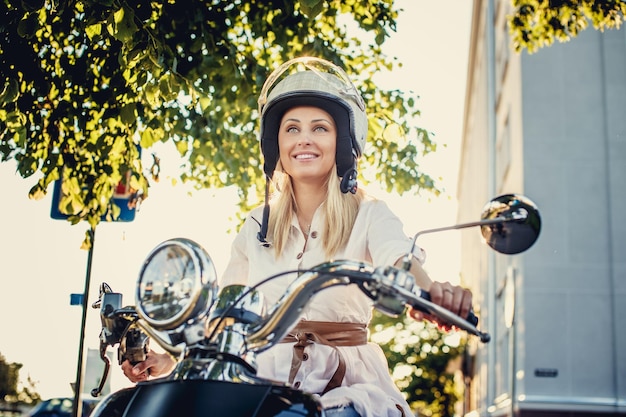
[91,379,323,417]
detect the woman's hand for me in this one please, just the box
[408,282,473,331]
[121,350,176,383]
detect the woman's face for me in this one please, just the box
[278,106,337,186]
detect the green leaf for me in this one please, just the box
[120,103,137,125]
[111,7,138,43]
[5,111,27,129]
[0,79,20,105]
[16,13,39,39]
[300,0,324,18]
[28,183,46,200]
[85,23,102,40]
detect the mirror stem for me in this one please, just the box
[401,213,527,271]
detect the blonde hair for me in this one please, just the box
[268,163,364,259]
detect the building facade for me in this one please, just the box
[459,1,626,416]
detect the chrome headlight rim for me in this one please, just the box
[135,238,218,330]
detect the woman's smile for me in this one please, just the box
[293,152,319,160]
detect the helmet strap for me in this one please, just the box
[256,178,272,247]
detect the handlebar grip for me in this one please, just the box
[419,290,479,326]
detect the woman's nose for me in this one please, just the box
[296,132,312,146]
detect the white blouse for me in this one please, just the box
[221,197,425,417]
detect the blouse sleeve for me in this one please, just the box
[219,210,260,287]
[364,199,426,267]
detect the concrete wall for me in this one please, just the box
[517,23,626,413]
[461,1,626,415]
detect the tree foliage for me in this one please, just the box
[369,312,465,417]
[509,0,626,53]
[0,353,41,405]
[0,0,438,246]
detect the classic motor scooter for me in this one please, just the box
[89,193,541,417]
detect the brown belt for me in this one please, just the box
[280,320,368,394]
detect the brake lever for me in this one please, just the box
[91,342,111,397]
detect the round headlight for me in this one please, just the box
[136,238,218,330]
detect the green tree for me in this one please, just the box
[370,312,465,417]
[0,353,41,406]
[0,354,19,401]
[0,0,437,247]
[509,0,626,53]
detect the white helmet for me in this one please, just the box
[258,57,368,189]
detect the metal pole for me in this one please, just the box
[72,226,96,417]
[486,0,497,413]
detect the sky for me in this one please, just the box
[0,0,473,401]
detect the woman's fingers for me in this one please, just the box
[121,360,149,382]
[409,282,474,330]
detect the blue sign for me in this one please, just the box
[50,173,137,222]
[70,293,83,306]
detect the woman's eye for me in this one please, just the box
[314,125,328,132]
[286,126,299,133]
